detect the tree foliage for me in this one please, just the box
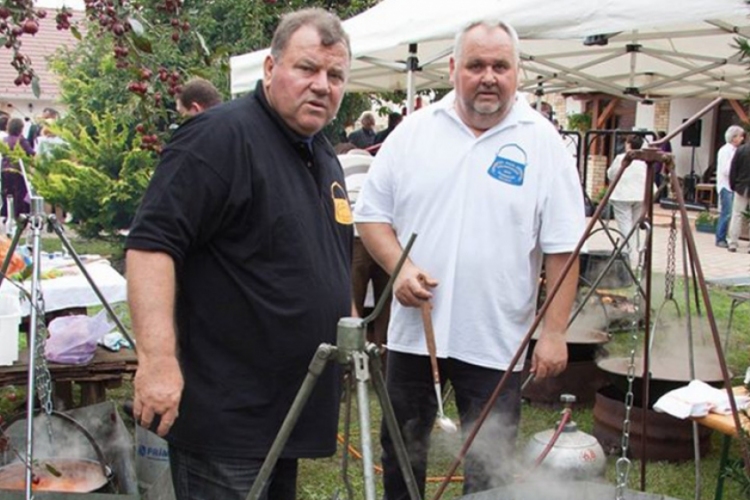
[31,111,154,239]
[23,0,377,238]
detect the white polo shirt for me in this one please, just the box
[716,142,737,194]
[353,91,585,371]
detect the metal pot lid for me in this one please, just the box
[530,427,600,448]
[597,356,726,382]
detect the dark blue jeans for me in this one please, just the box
[717,188,733,244]
[380,351,521,500]
[169,445,297,500]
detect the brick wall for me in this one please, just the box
[586,154,609,199]
[654,101,670,132]
[550,93,567,128]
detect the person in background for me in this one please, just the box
[607,134,649,262]
[728,132,750,253]
[348,111,376,149]
[652,130,671,200]
[2,117,34,217]
[715,125,745,248]
[354,20,584,498]
[0,114,9,141]
[373,112,403,145]
[175,77,223,118]
[27,107,59,148]
[36,120,67,158]
[125,9,353,499]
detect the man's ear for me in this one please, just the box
[263,54,275,87]
[191,103,203,115]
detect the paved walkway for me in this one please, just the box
[585,206,750,286]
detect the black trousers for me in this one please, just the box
[380,351,522,500]
[169,445,297,500]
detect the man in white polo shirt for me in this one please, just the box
[354,20,585,498]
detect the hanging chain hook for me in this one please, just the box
[615,219,651,500]
[664,213,678,301]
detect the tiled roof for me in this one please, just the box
[0,11,83,100]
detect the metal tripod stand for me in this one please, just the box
[0,195,135,500]
[247,234,421,500]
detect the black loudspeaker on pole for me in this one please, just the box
[681,119,702,147]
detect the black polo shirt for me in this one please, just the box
[126,81,353,458]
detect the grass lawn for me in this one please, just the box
[1,236,750,499]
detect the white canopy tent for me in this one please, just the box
[230,0,750,108]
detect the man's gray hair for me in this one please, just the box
[453,20,520,65]
[725,124,745,143]
[270,8,351,60]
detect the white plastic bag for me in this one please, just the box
[44,310,114,364]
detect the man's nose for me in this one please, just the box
[310,70,331,94]
[480,66,497,84]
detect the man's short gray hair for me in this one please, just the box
[452,21,520,65]
[270,8,351,60]
[725,124,745,143]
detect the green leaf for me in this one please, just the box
[31,76,40,98]
[195,31,210,57]
[128,17,145,37]
[70,26,82,41]
[131,34,152,54]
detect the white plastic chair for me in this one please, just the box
[338,154,374,204]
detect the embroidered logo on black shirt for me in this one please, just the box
[331,181,353,225]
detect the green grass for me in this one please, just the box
[297,279,750,500]
[3,246,750,499]
[39,233,125,268]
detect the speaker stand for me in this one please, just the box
[684,146,699,203]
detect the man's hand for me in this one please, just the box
[393,263,437,307]
[356,223,438,308]
[531,333,567,379]
[133,354,184,437]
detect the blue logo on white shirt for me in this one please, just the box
[487,144,527,186]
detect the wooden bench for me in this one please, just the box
[694,387,750,500]
[0,346,137,409]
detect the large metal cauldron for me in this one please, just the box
[460,481,681,499]
[0,410,114,494]
[0,458,109,493]
[524,329,610,406]
[597,356,726,407]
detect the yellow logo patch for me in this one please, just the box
[331,181,353,225]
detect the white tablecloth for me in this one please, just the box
[1,260,127,316]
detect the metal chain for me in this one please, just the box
[28,211,54,417]
[33,288,53,416]
[615,222,650,500]
[664,213,677,300]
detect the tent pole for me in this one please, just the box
[406,43,418,114]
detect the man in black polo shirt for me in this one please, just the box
[125,9,353,500]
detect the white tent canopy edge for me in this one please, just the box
[230,0,750,104]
